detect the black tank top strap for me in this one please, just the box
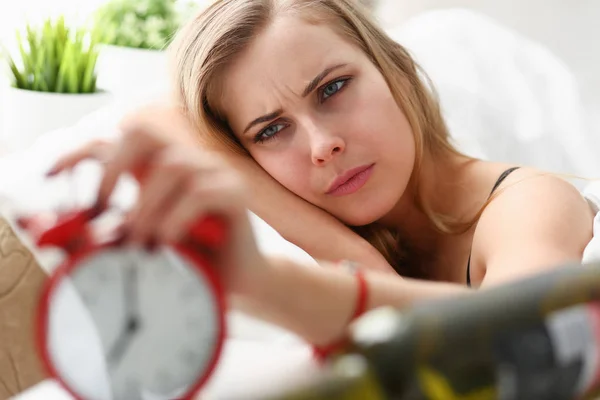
[466,166,520,287]
[489,167,520,197]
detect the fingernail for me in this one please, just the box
[45,166,59,177]
[16,217,29,229]
[113,232,128,247]
[144,237,158,253]
[86,200,105,219]
[113,224,130,246]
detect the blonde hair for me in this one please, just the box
[168,0,473,276]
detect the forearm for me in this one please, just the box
[223,153,393,272]
[247,257,470,347]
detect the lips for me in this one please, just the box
[326,164,375,196]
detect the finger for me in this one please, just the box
[155,173,243,245]
[47,140,113,176]
[95,131,161,209]
[16,212,59,239]
[128,159,190,245]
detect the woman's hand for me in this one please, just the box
[48,106,268,298]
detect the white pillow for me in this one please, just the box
[387,9,600,182]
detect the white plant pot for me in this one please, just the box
[96,45,169,102]
[0,87,113,153]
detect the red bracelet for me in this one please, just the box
[311,262,369,363]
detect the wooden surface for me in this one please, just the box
[0,218,49,399]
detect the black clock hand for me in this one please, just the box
[126,258,141,323]
[106,324,136,368]
[107,257,142,368]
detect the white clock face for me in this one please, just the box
[45,246,222,400]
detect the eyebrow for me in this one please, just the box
[242,63,348,134]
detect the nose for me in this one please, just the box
[307,123,346,166]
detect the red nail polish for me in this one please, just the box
[45,165,62,177]
[113,224,130,246]
[86,200,105,220]
[144,238,158,253]
[16,217,29,229]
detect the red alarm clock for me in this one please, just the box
[20,207,229,400]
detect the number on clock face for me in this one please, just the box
[50,245,220,400]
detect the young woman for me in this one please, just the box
[49,0,594,351]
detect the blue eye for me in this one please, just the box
[254,123,285,144]
[321,78,349,101]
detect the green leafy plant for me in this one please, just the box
[93,0,194,50]
[2,16,100,94]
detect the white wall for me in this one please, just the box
[375,0,600,118]
[0,0,105,37]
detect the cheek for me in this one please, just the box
[251,152,314,199]
[349,79,413,154]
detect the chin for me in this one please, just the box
[343,215,379,227]
[336,200,395,227]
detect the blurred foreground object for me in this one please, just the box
[270,262,600,400]
[17,206,228,400]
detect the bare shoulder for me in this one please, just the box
[470,166,595,286]
[481,167,590,214]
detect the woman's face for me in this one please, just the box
[219,15,415,225]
